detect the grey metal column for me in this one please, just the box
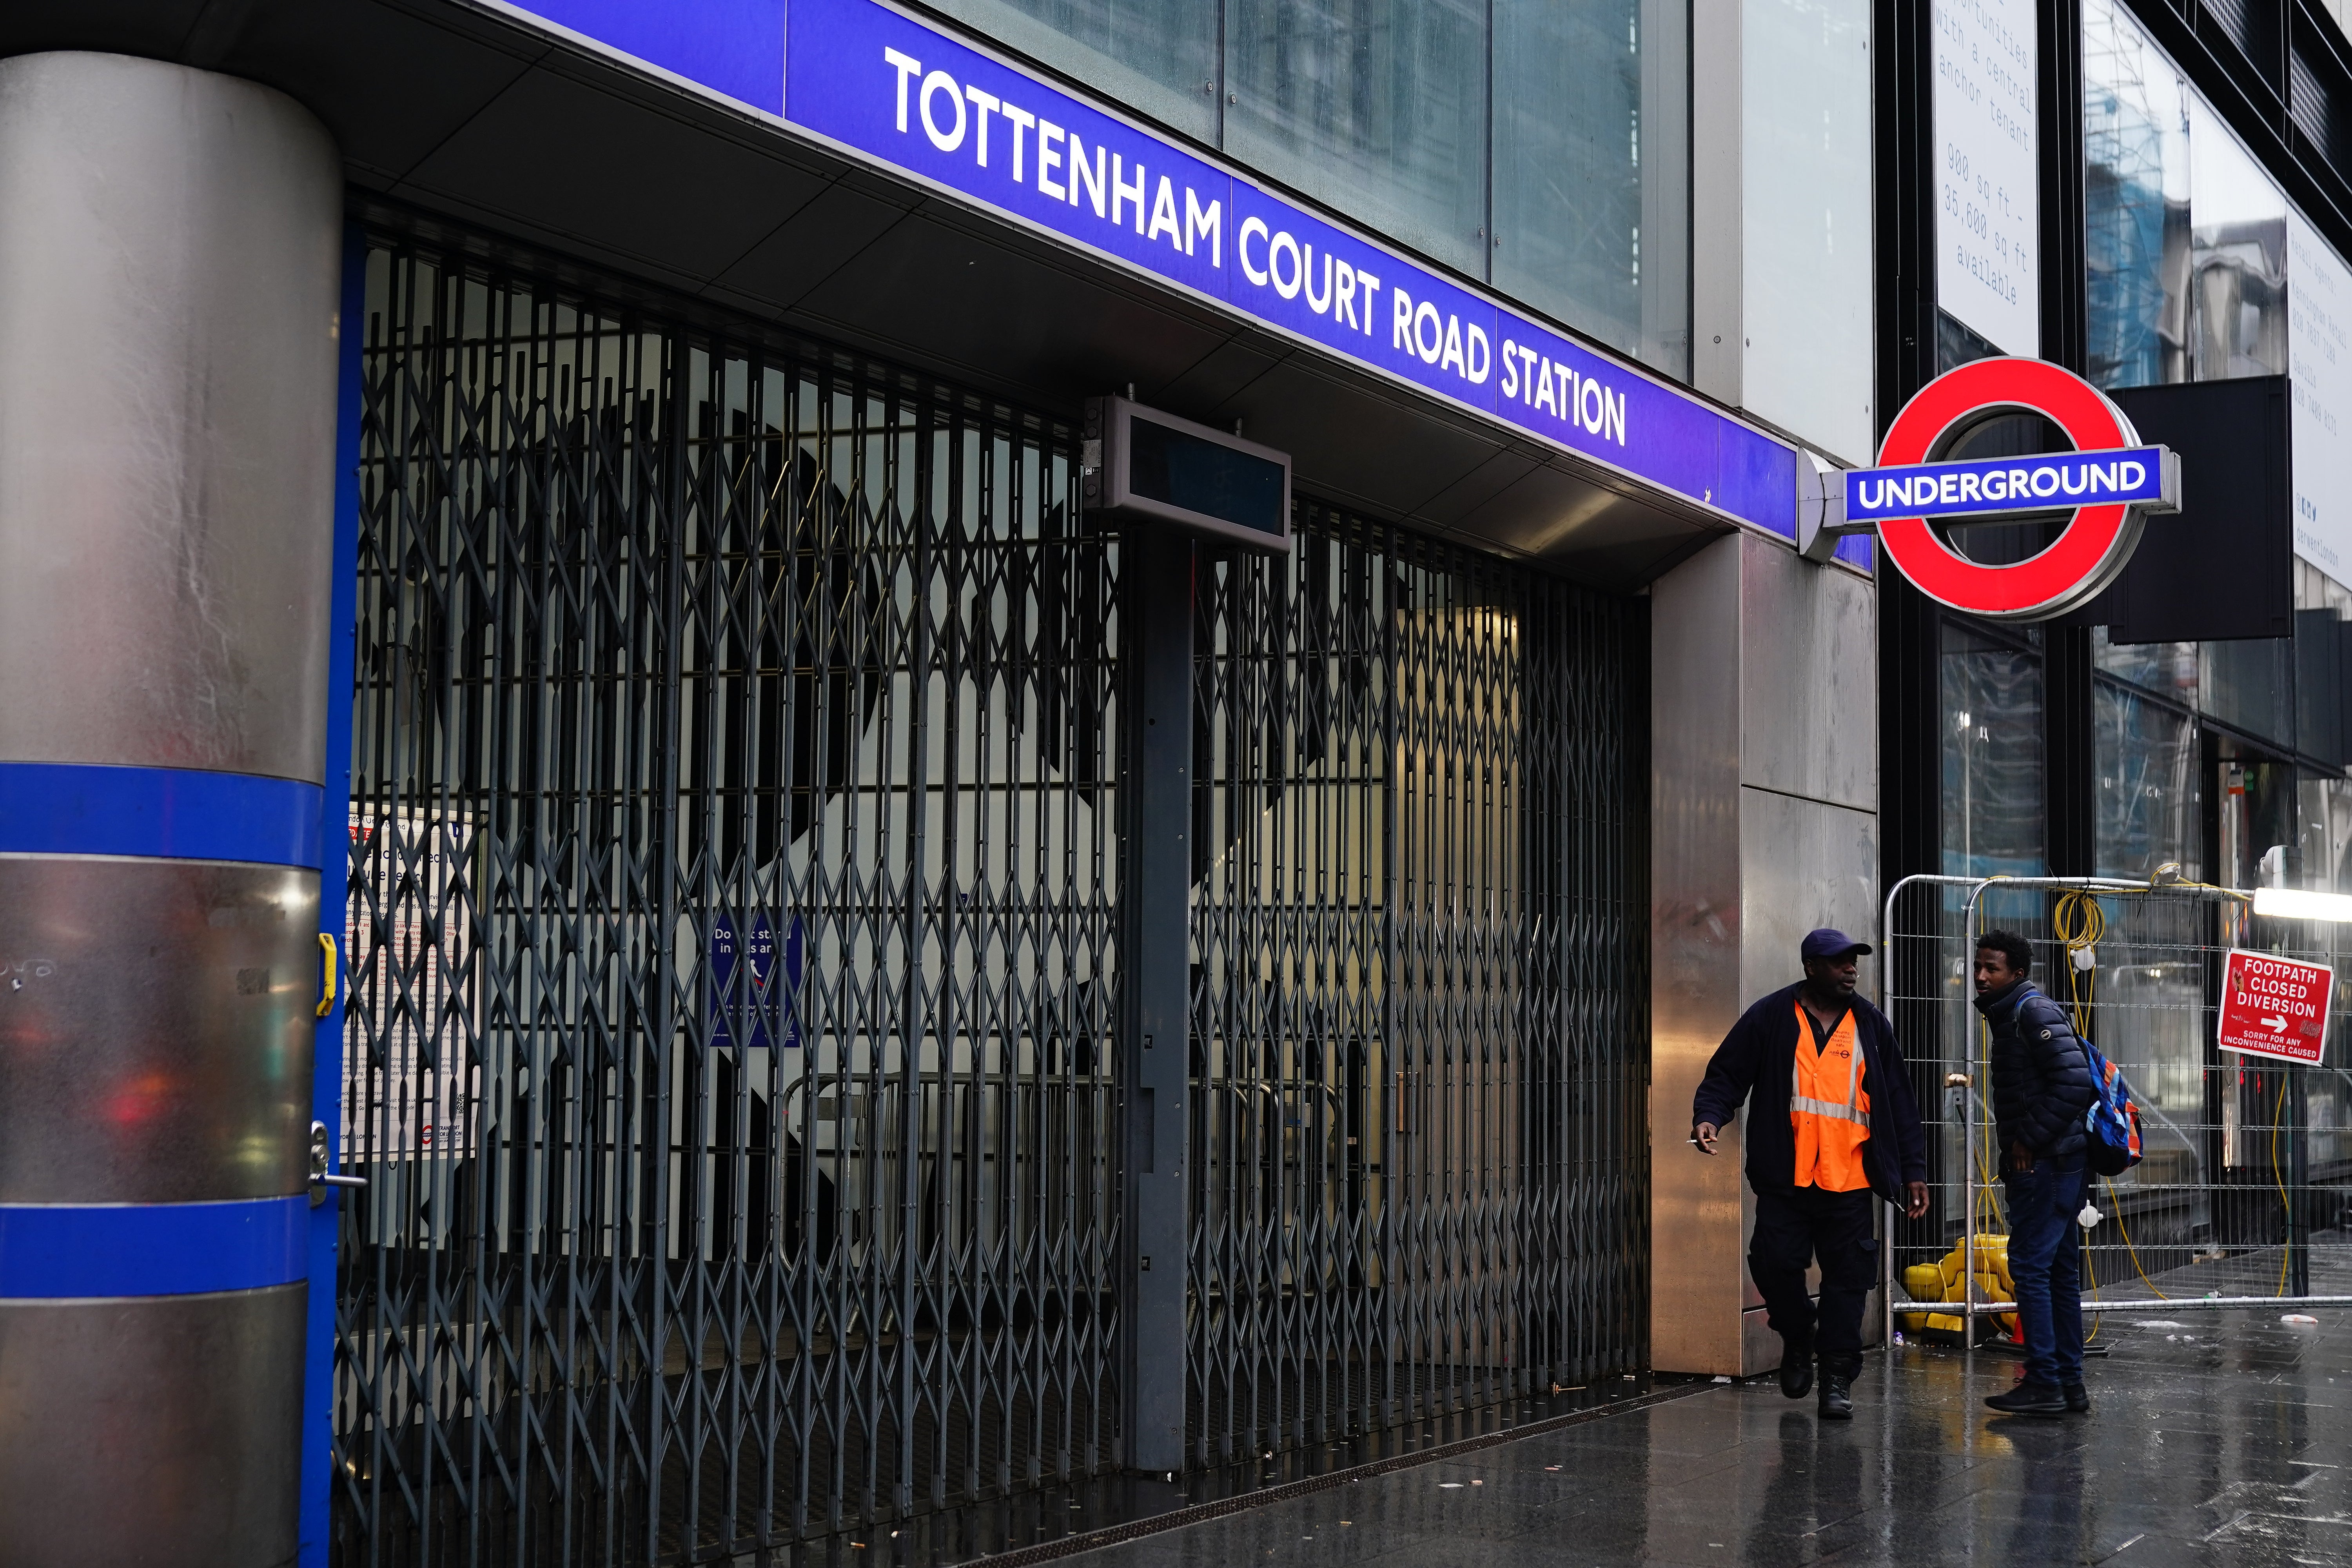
[1122,526,1194,1473]
[0,53,342,1568]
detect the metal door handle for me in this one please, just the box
[309,1118,367,1206]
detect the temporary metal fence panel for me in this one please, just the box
[336,241,1121,1565]
[1186,505,1650,1466]
[1882,874,2352,1339]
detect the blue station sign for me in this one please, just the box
[493,0,1863,560]
[1846,446,2179,524]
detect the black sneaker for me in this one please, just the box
[1779,1347,1814,1400]
[1984,1380,2067,1416]
[2062,1382,2089,1414]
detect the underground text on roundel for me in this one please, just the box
[1846,446,2172,523]
[780,0,1797,532]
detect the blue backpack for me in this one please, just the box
[2077,1038,2144,1178]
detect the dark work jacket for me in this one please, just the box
[1976,978,2096,1161]
[1690,984,1928,1203]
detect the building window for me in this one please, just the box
[1491,0,1689,372]
[1940,624,2046,882]
[928,0,1693,379]
[1226,0,1491,274]
[2093,678,2201,880]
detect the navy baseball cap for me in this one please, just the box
[1801,927,1872,961]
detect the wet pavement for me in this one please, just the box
[1049,1307,2352,1567]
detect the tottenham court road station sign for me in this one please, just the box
[1804,357,2181,620]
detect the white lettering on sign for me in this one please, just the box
[1934,0,2039,355]
[868,47,1547,409]
[881,50,1219,272]
[2218,949,2334,1066]
[1498,337,1628,445]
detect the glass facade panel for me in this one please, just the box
[1226,0,1488,273]
[2083,0,2189,390]
[2296,560,2352,768]
[934,0,1693,376]
[2094,679,2201,879]
[2084,0,2291,392]
[2093,626,2200,709]
[2186,98,2288,382]
[1941,627,2047,880]
[1491,0,1690,375]
[926,0,1220,139]
[1740,0,1875,463]
[2200,635,2296,746]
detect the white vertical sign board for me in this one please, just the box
[1934,0,2040,356]
[345,809,480,1160]
[2289,209,2352,580]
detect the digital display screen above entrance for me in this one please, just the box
[1084,397,1292,552]
[1821,357,2182,621]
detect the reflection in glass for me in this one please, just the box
[2187,99,2288,381]
[2083,0,2189,389]
[1226,0,1489,274]
[2093,679,2200,879]
[1941,627,2047,880]
[926,0,1220,139]
[2092,626,2200,708]
[2296,561,2352,768]
[2200,636,2294,751]
[1491,0,1690,375]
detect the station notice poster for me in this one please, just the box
[344,809,481,1159]
[1933,0,2040,356]
[2217,949,2334,1066]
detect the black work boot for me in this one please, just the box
[1779,1336,1814,1400]
[1817,1354,1858,1421]
[1984,1379,2067,1416]
[2062,1382,2090,1414]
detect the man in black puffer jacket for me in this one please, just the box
[1973,928,2098,1417]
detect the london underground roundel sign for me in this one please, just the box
[1842,358,2180,621]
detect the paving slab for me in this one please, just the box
[1053,1303,2351,1568]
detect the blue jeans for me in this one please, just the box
[2003,1156,2088,1387]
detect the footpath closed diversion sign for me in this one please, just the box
[2218,949,2334,1065]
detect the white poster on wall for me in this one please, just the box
[1934,0,2040,356]
[2289,210,2352,581]
[344,809,480,1161]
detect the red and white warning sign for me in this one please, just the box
[2218,949,2334,1065]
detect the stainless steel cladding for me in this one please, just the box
[0,1287,305,1568]
[0,52,341,781]
[0,858,319,1203]
[0,53,342,1568]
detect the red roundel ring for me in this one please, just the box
[1874,358,2141,620]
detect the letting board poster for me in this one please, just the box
[2289,209,2352,580]
[2217,949,2334,1066]
[1934,0,2040,356]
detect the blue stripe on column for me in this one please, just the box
[0,1196,309,1298]
[0,762,323,868]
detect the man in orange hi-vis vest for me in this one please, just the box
[1691,929,1930,1420]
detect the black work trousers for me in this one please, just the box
[1748,1185,1877,1358]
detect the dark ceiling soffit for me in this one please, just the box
[409,0,1778,588]
[1,0,1767,590]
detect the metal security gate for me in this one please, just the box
[1187,506,1650,1463]
[1883,875,2352,1338]
[332,232,1653,1565]
[334,240,1121,1564]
